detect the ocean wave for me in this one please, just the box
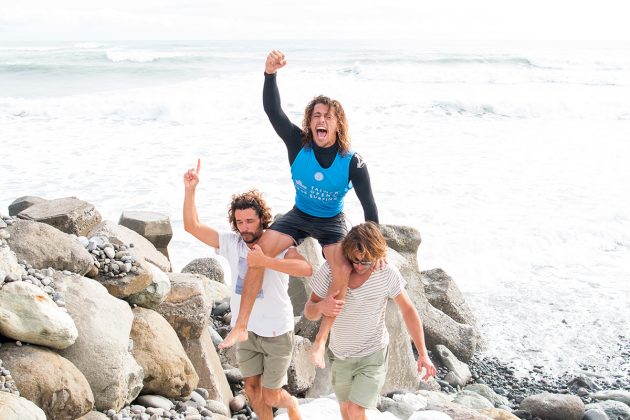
[430,101,510,118]
[105,50,197,63]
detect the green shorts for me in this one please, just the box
[236,330,294,389]
[328,346,389,409]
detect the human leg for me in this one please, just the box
[219,229,294,348]
[262,388,301,420]
[310,242,351,368]
[244,375,272,420]
[346,402,367,420]
[339,401,351,420]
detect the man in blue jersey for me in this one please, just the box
[220,50,380,370]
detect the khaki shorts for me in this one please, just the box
[329,346,388,409]
[236,330,294,389]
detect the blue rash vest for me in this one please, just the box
[291,147,355,217]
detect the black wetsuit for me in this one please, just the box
[263,72,379,223]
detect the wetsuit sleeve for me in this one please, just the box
[349,154,379,223]
[263,72,303,165]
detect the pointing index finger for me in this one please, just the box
[196,158,201,174]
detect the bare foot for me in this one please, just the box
[218,326,248,349]
[310,339,326,369]
[288,396,302,420]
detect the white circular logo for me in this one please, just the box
[314,172,324,181]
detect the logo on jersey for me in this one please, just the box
[355,153,366,169]
[314,172,324,181]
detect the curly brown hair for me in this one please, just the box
[228,189,272,233]
[341,222,387,263]
[302,95,351,155]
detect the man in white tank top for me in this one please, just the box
[183,159,311,420]
[304,222,436,420]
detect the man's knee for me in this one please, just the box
[347,401,365,418]
[260,230,294,256]
[244,378,262,400]
[261,387,282,407]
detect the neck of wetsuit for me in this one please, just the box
[313,141,339,169]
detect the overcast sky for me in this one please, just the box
[1,0,629,42]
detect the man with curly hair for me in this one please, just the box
[221,50,380,371]
[183,159,311,420]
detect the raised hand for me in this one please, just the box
[183,158,201,190]
[265,50,287,74]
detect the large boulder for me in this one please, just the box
[381,224,477,362]
[88,221,171,272]
[0,392,46,420]
[118,211,172,259]
[422,268,479,333]
[131,307,198,397]
[8,195,47,216]
[17,197,101,236]
[0,343,94,420]
[0,281,78,349]
[182,257,225,284]
[54,272,144,411]
[156,272,212,341]
[92,257,154,299]
[126,261,171,309]
[0,243,24,278]
[179,327,233,410]
[288,237,323,316]
[5,219,94,275]
[382,299,424,394]
[585,400,630,419]
[286,335,316,395]
[519,392,585,420]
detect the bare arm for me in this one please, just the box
[247,245,312,277]
[183,159,220,248]
[394,289,437,381]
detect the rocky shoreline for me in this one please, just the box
[1,196,629,420]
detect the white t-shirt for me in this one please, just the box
[217,231,294,337]
[310,262,405,358]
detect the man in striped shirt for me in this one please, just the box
[304,222,436,420]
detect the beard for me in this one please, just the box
[240,226,263,244]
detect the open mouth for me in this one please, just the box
[316,128,328,140]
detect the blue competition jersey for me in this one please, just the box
[291,148,355,217]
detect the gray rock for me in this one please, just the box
[118,211,172,259]
[182,258,225,284]
[452,390,494,409]
[520,392,585,420]
[379,396,416,420]
[286,335,316,395]
[18,196,102,236]
[206,399,231,417]
[126,261,171,309]
[0,392,46,419]
[409,411,454,420]
[55,273,144,411]
[464,383,511,407]
[6,219,94,275]
[88,221,171,272]
[0,343,94,419]
[8,196,47,217]
[135,395,174,411]
[224,368,243,384]
[585,400,630,420]
[229,394,246,412]
[589,390,630,406]
[0,281,78,349]
[435,345,471,388]
[381,225,477,362]
[582,408,610,420]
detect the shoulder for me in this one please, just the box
[218,231,243,252]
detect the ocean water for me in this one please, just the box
[1,40,629,381]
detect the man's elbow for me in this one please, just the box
[302,264,313,277]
